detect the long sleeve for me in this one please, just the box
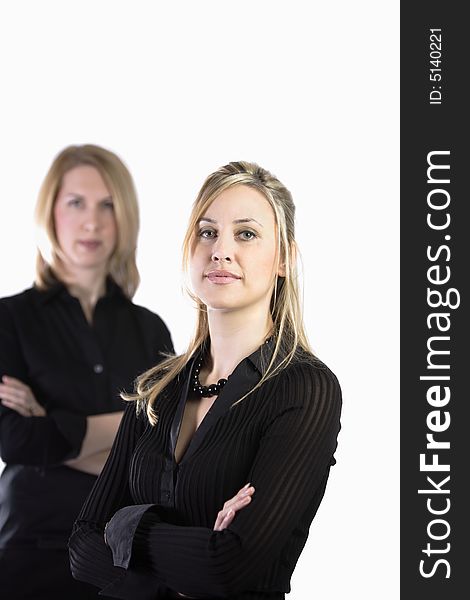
[68,400,168,599]
[132,364,340,598]
[71,361,341,599]
[0,301,87,465]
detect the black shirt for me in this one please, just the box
[0,280,173,550]
[69,341,342,600]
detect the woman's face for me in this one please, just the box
[190,184,282,315]
[53,165,117,274]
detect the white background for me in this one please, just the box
[0,1,399,598]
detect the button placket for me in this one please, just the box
[161,464,175,507]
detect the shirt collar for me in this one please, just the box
[34,275,125,305]
[245,336,278,376]
[193,336,281,379]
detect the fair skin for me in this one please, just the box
[173,185,282,598]
[53,164,117,321]
[0,165,124,476]
[181,184,283,532]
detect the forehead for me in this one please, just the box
[59,165,110,195]
[204,185,275,223]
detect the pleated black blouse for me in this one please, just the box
[69,341,342,600]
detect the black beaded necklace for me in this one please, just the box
[191,357,228,398]
[191,336,274,398]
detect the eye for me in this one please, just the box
[67,197,83,208]
[237,230,257,241]
[101,199,114,210]
[198,228,217,239]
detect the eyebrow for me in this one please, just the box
[63,193,113,202]
[198,217,263,227]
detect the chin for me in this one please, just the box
[70,258,109,271]
[199,297,236,312]
[206,303,239,312]
[197,289,241,310]
[205,297,252,312]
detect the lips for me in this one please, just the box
[78,240,102,250]
[206,270,241,284]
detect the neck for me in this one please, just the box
[53,261,108,319]
[204,305,273,382]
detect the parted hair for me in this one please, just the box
[126,161,313,425]
[35,144,140,299]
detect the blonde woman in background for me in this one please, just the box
[70,161,341,600]
[0,145,173,599]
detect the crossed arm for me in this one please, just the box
[69,365,342,599]
[0,301,125,474]
[0,375,123,475]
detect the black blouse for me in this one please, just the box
[0,280,173,550]
[69,341,342,600]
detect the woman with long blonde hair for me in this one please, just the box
[0,145,173,599]
[70,161,341,600]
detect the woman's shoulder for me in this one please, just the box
[128,301,169,330]
[274,350,342,409]
[256,351,342,438]
[0,286,39,314]
[282,348,340,382]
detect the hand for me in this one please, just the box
[0,376,46,417]
[172,486,255,599]
[213,483,255,531]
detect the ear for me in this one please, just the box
[277,241,296,277]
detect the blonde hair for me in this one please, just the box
[35,144,140,298]
[129,161,312,425]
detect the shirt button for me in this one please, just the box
[164,491,171,501]
[93,364,104,374]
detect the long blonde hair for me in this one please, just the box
[35,144,140,299]
[129,161,312,425]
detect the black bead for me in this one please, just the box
[192,355,230,397]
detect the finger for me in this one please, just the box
[0,387,28,405]
[231,495,252,512]
[0,383,28,399]
[223,486,255,510]
[220,509,235,529]
[214,508,234,531]
[1,376,29,391]
[214,485,255,530]
[33,405,47,417]
[224,485,254,506]
[213,510,225,531]
[214,493,254,531]
[0,388,45,416]
[1,399,33,417]
[217,496,252,529]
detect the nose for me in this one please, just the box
[211,234,233,263]
[83,207,101,232]
[211,251,232,263]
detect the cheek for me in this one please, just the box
[53,207,70,244]
[189,245,213,295]
[248,246,278,286]
[189,250,203,283]
[107,215,118,242]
